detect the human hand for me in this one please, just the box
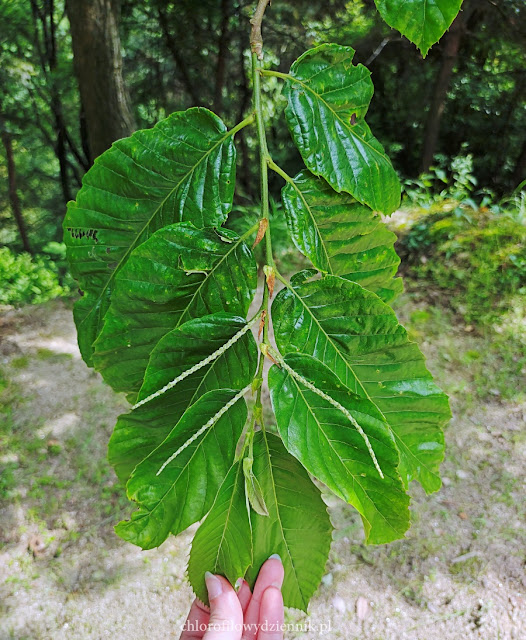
[180,554,284,640]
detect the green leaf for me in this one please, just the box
[108,313,258,482]
[281,44,400,214]
[269,354,409,544]
[272,274,451,494]
[245,432,332,611]
[115,389,248,550]
[282,170,403,302]
[188,462,252,605]
[374,0,464,56]
[63,108,237,365]
[92,224,256,395]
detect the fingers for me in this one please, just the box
[242,555,284,640]
[179,598,210,640]
[203,573,243,640]
[236,579,252,613]
[257,587,284,640]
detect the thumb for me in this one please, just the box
[203,572,243,640]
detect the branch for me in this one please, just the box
[250,0,271,60]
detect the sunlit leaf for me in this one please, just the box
[92,224,256,395]
[282,170,402,302]
[115,389,248,549]
[188,462,252,605]
[269,354,410,544]
[272,274,450,493]
[282,44,400,214]
[374,0,464,56]
[64,108,237,364]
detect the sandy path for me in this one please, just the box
[0,299,524,639]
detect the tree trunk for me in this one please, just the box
[1,128,32,254]
[421,8,473,173]
[158,7,201,106]
[66,0,135,161]
[214,0,231,113]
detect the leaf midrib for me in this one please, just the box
[286,282,440,481]
[260,430,307,608]
[280,71,390,168]
[286,372,401,537]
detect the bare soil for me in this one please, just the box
[0,298,525,639]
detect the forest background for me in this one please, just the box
[0,2,525,639]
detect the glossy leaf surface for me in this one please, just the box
[92,224,256,395]
[108,313,257,482]
[374,0,464,56]
[282,171,402,302]
[282,44,400,214]
[245,432,332,611]
[269,354,410,544]
[272,274,451,493]
[188,462,252,606]
[64,108,237,364]
[115,389,248,549]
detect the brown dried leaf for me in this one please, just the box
[252,218,269,248]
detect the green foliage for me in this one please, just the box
[0,247,67,306]
[374,0,464,56]
[63,108,239,366]
[64,11,456,611]
[281,170,403,302]
[397,207,526,323]
[279,44,400,214]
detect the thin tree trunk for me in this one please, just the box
[30,0,75,203]
[66,0,135,161]
[1,128,32,254]
[214,0,231,113]
[158,7,201,106]
[421,8,473,173]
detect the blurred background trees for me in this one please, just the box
[0,0,525,309]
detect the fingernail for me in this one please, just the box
[235,577,244,592]
[268,553,281,562]
[205,571,222,600]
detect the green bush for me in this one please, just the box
[396,207,526,324]
[0,247,68,306]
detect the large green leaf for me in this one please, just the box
[92,223,256,395]
[282,170,402,303]
[245,431,332,611]
[374,0,464,56]
[272,274,451,493]
[63,107,237,365]
[281,44,400,215]
[269,354,410,544]
[188,462,252,605]
[108,313,258,482]
[115,389,247,550]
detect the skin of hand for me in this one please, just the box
[180,555,284,640]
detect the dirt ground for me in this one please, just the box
[0,296,525,640]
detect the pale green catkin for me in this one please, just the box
[277,355,384,479]
[132,315,259,411]
[156,385,250,476]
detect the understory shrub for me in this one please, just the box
[0,247,67,306]
[396,207,526,323]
